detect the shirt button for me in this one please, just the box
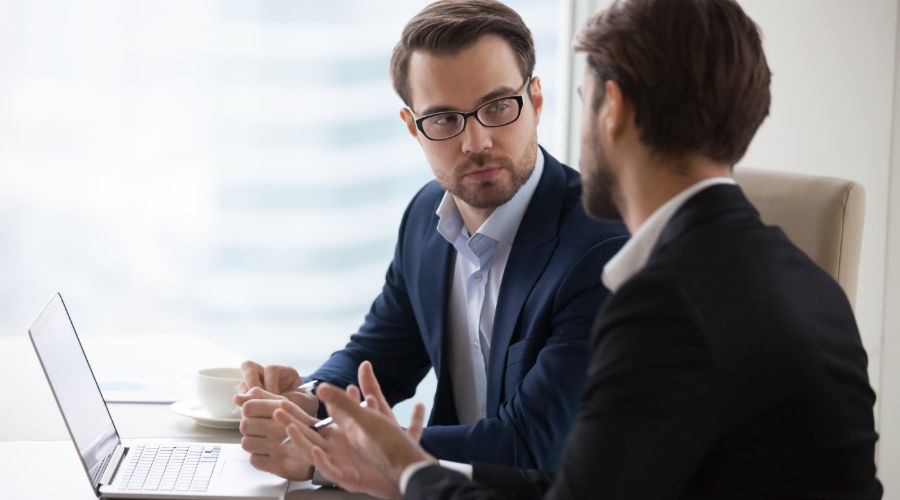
[473,274,482,282]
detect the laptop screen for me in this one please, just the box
[28,293,120,490]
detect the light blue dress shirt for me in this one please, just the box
[435,151,545,425]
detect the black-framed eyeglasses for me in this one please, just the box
[410,76,532,141]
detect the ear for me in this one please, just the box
[603,80,628,142]
[399,108,419,140]
[529,76,544,125]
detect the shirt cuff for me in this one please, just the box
[398,460,473,494]
[438,459,473,479]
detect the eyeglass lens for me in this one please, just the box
[420,97,521,140]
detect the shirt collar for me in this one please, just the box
[436,148,545,248]
[601,177,736,292]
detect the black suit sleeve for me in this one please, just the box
[405,464,553,500]
[544,274,717,500]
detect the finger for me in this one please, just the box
[240,415,285,438]
[358,361,392,418]
[272,408,316,436]
[248,453,278,474]
[235,387,284,407]
[241,435,276,455]
[310,446,345,482]
[241,399,283,418]
[280,367,302,391]
[238,386,282,401]
[241,360,264,390]
[234,393,254,407]
[365,394,380,413]
[346,384,362,402]
[408,403,426,442]
[263,365,282,394]
[285,420,326,451]
[276,400,319,426]
[364,394,385,418]
[317,384,384,435]
[317,384,366,419]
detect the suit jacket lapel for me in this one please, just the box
[485,149,565,413]
[418,212,455,377]
[417,208,457,423]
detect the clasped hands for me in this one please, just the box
[234,360,435,499]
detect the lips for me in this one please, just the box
[464,167,503,182]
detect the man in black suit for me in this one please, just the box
[271,0,884,498]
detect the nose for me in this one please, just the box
[460,116,492,154]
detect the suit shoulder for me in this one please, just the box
[396,179,445,233]
[407,179,446,212]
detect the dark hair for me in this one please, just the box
[390,0,535,107]
[574,0,771,165]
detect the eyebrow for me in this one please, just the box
[419,85,519,116]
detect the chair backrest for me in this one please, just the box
[733,167,865,309]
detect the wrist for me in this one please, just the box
[286,391,319,416]
[285,462,315,482]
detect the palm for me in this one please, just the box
[319,425,400,498]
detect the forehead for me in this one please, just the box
[407,34,524,113]
[580,67,596,95]
[579,65,604,104]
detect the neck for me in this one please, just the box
[456,200,495,235]
[617,154,732,234]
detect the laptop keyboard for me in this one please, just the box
[115,444,221,492]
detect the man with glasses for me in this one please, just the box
[233,0,628,488]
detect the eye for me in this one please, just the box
[430,114,459,128]
[487,102,510,114]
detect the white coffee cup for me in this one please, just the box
[197,367,243,418]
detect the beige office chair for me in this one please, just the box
[733,167,865,309]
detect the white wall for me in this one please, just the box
[883,1,900,491]
[565,0,900,495]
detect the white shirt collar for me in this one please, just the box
[436,149,545,248]
[601,177,736,292]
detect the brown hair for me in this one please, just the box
[574,0,771,165]
[390,0,535,108]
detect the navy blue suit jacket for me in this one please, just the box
[308,148,627,469]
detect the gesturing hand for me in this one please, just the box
[321,362,434,481]
[274,386,404,499]
[272,361,434,499]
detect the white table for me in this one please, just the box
[0,337,374,499]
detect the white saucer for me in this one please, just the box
[170,400,241,429]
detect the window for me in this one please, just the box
[0,0,565,411]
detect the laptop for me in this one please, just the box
[28,293,289,499]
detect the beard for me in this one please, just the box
[580,136,621,220]
[444,144,536,209]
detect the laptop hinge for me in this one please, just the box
[99,445,128,487]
